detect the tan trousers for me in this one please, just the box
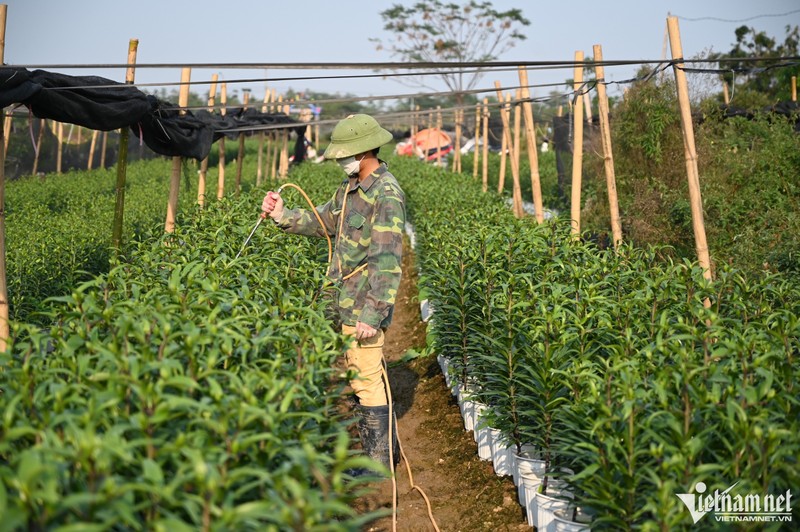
[341,324,388,407]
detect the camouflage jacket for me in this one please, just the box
[274,163,405,329]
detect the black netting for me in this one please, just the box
[552,115,571,152]
[0,68,41,108]
[0,67,302,160]
[133,96,214,160]
[26,70,151,131]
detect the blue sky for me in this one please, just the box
[5,0,799,106]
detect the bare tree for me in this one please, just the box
[371,1,530,102]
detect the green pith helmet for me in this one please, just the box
[323,114,393,160]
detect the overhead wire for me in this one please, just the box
[674,8,800,23]
[6,55,797,139]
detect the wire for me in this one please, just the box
[674,8,800,23]
[11,58,679,71]
[15,55,794,74]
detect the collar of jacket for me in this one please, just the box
[345,162,388,193]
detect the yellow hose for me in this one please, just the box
[277,182,333,264]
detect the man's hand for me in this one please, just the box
[355,321,378,341]
[261,191,284,221]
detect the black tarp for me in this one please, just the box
[0,67,302,160]
[26,70,151,131]
[135,96,215,160]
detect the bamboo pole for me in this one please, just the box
[494,81,521,208]
[435,106,443,166]
[497,100,508,193]
[722,81,730,105]
[235,88,250,195]
[0,3,9,351]
[256,85,269,186]
[594,44,622,248]
[111,39,138,252]
[451,109,457,171]
[100,131,107,168]
[570,51,585,236]
[165,67,190,234]
[88,129,98,170]
[667,16,712,281]
[481,98,489,192]
[278,95,288,178]
[270,90,279,180]
[518,66,544,223]
[473,103,480,180]
[3,115,9,154]
[56,122,63,174]
[458,108,463,172]
[454,108,462,172]
[510,91,523,217]
[32,119,44,175]
[217,83,227,199]
[198,73,218,208]
[270,133,279,179]
[792,76,797,101]
[583,92,593,125]
[268,89,277,181]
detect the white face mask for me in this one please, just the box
[337,155,361,176]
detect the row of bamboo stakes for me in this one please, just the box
[0,12,796,348]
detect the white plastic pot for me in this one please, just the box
[461,399,475,432]
[441,357,451,387]
[552,507,591,532]
[513,451,546,491]
[476,425,493,461]
[518,472,541,527]
[515,460,545,508]
[489,429,512,477]
[535,487,574,532]
[449,374,460,396]
[472,402,487,442]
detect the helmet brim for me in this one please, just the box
[323,127,393,160]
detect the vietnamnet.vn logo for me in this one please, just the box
[677,481,793,524]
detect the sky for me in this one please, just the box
[4,0,800,109]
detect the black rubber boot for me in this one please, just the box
[353,404,399,476]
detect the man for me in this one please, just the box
[261,114,405,473]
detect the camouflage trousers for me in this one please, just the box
[341,324,388,407]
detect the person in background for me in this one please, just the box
[261,114,405,475]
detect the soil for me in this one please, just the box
[354,239,531,531]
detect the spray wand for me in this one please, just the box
[234,183,333,263]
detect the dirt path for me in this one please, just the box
[355,239,530,531]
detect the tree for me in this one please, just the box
[716,24,799,103]
[370,1,530,103]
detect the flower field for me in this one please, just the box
[1,151,799,529]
